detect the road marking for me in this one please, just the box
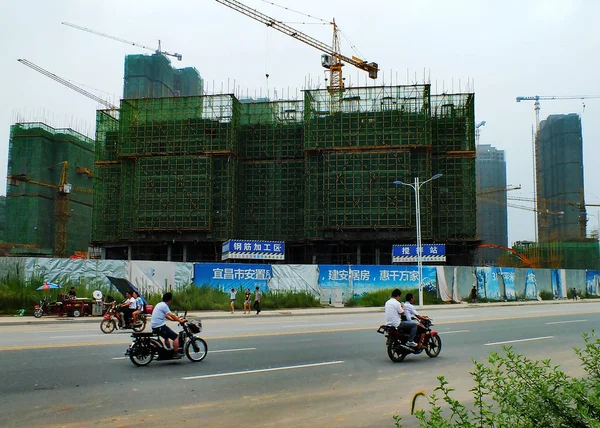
[545,319,587,325]
[485,336,554,346]
[282,322,353,328]
[113,357,127,360]
[182,360,345,380]
[49,335,113,339]
[22,328,98,334]
[438,330,469,334]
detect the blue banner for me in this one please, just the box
[498,268,516,300]
[476,267,501,300]
[525,268,538,299]
[318,265,437,298]
[586,270,600,295]
[222,240,285,260]
[193,263,271,292]
[392,244,446,263]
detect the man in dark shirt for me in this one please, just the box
[68,287,77,299]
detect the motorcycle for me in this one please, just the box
[33,297,49,318]
[377,318,442,362]
[125,313,207,366]
[100,301,146,333]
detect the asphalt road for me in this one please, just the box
[1,303,598,428]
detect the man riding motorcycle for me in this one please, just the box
[151,292,186,354]
[384,289,418,347]
[403,293,430,348]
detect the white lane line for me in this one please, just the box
[485,336,554,346]
[113,347,256,360]
[22,328,99,334]
[182,360,345,380]
[438,330,469,334]
[281,322,353,328]
[49,335,115,339]
[545,319,587,325]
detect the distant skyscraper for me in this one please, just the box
[536,114,585,242]
[476,144,508,264]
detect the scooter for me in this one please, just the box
[125,312,207,366]
[100,301,146,333]
[377,317,442,362]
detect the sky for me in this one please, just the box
[1,0,599,245]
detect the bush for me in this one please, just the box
[347,288,443,307]
[396,331,600,428]
[539,290,555,300]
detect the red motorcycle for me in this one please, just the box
[377,318,442,362]
[100,301,147,334]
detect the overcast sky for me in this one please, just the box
[1,0,599,245]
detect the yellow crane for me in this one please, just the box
[7,161,93,258]
[215,0,378,90]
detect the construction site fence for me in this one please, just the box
[3,257,599,304]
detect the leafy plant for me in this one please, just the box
[346,288,443,307]
[538,290,555,301]
[396,331,600,428]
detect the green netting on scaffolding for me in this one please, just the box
[92,163,121,243]
[514,241,599,269]
[238,160,304,241]
[118,95,240,157]
[430,93,475,154]
[134,156,212,231]
[212,156,237,239]
[432,154,476,240]
[7,123,95,253]
[303,85,431,149]
[95,110,120,162]
[175,67,204,97]
[239,100,304,160]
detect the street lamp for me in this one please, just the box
[394,174,443,308]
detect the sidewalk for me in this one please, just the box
[1,298,597,327]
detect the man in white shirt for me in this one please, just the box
[119,290,137,328]
[384,289,418,347]
[151,292,186,353]
[404,293,429,347]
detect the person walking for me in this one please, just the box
[243,288,251,314]
[470,285,478,303]
[230,288,237,314]
[253,286,261,315]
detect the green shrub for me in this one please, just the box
[396,331,600,428]
[348,288,443,307]
[538,290,555,300]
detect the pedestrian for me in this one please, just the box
[572,287,578,301]
[470,285,477,304]
[243,288,251,314]
[253,286,261,315]
[230,288,237,314]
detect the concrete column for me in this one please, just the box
[101,247,107,260]
[375,247,380,265]
[183,244,188,262]
[127,246,132,261]
[356,244,361,265]
[167,244,172,262]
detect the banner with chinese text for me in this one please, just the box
[192,263,272,292]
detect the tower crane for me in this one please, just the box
[476,184,521,197]
[18,59,117,110]
[215,0,378,91]
[7,161,93,258]
[475,120,486,146]
[516,94,600,241]
[62,22,182,61]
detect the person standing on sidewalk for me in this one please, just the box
[253,286,261,315]
[243,288,251,314]
[230,288,237,314]
[470,285,478,303]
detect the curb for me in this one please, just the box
[1,299,597,327]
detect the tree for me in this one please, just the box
[397,332,600,428]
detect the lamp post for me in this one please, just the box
[394,174,443,307]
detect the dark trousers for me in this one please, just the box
[253,300,261,313]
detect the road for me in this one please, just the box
[0,302,598,428]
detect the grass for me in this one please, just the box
[345,288,444,307]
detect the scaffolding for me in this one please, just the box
[7,123,95,255]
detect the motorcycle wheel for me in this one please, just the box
[100,319,116,334]
[133,319,146,332]
[387,342,407,362]
[72,309,81,317]
[425,335,442,358]
[185,337,208,362]
[129,342,153,367]
[33,308,43,318]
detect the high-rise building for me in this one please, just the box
[536,114,585,242]
[476,144,508,264]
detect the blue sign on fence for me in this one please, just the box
[193,263,271,292]
[392,244,446,263]
[222,240,285,260]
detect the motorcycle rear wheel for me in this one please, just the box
[100,319,116,334]
[129,342,153,366]
[185,337,208,362]
[387,342,407,362]
[133,319,146,332]
[33,308,43,318]
[425,335,442,358]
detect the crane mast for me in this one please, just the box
[215,0,378,90]
[18,59,117,109]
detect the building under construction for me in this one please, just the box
[92,83,477,265]
[5,123,95,257]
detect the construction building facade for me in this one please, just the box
[536,113,585,242]
[476,144,508,264]
[5,123,95,257]
[92,84,477,265]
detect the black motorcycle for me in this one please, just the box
[377,318,442,362]
[125,314,207,366]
